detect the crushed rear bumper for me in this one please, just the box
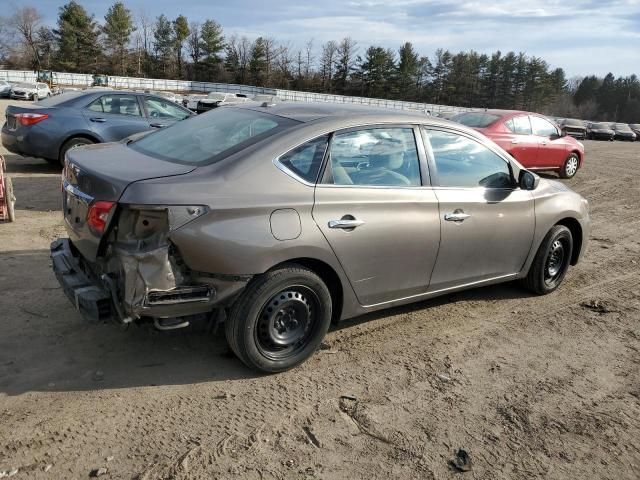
[50,238,113,323]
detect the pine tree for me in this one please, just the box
[55,1,101,72]
[397,42,419,100]
[153,14,173,77]
[199,19,224,80]
[103,2,135,75]
[173,15,189,78]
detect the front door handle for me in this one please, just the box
[540,140,548,145]
[510,139,519,144]
[328,217,365,229]
[90,117,106,123]
[444,211,471,222]
[150,122,166,128]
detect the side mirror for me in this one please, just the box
[519,170,540,190]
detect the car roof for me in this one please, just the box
[235,101,436,124]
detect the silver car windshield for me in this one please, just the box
[130,107,300,165]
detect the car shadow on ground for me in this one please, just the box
[11,175,62,212]
[3,153,60,175]
[0,248,536,395]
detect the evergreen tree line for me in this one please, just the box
[1,1,639,121]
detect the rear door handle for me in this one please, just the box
[510,139,519,144]
[328,218,365,229]
[89,117,106,123]
[540,140,548,145]
[444,212,471,222]
[150,123,166,128]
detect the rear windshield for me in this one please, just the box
[452,112,500,128]
[37,91,84,106]
[129,107,299,165]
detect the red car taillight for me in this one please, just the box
[15,113,49,126]
[87,201,116,234]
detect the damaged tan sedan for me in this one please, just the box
[51,103,590,372]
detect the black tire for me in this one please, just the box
[59,137,95,167]
[559,153,579,179]
[520,225,573,295]
[225,264,332,373]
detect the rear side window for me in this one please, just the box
[325,127,421,187]
[424,129,512,189]
[87,94,142,117]
[506,115,532,135]
[278,135,329,184]
[130,107,299,165]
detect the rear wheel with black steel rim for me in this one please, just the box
[521,225,573,295]
[560,153,579,179]
[225,265,332,373]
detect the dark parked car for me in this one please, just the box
[2,90,193,166]
[452,110,585,178]
[50,103,590,372]
[586,122,615,141]
[558,118,587,139]
[629,124,640,138]
[610,123,636,141]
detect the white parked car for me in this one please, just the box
[196,92,249,113]
[181,93,207,111]
[10,82,52,100]
[152,91,181,103]
[0,80,12,98]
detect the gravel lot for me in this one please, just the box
[0,98,639,479]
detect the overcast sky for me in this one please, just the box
[36,0,640,78]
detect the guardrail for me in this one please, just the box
[0,69,471,114]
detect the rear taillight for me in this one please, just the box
[87,201,116,234]
[15,113,49,126]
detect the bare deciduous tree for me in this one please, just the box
[9,6,42,69]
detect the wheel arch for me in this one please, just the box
[268,257,344,323]
[555,217,582,265]
[58,133,102,162]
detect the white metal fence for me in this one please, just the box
[0,69,471,114]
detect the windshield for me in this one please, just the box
[130,107,299,165]
[590,123,609,129]
[14,82,36,88]
[207,92,228,100]
[451,112,500,128]
[614,124,631,131]
[563,119,584,127]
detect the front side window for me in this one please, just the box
[530,116,558,137]
[278,135,329,184]
[424,129,512,189]
[144,97,190,120]
[87,94,142,117]
[130,107,298,165]
[325,127,421,187]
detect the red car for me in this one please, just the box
[452,110,585,179]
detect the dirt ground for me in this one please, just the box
[0,98,639,480]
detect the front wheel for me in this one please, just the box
[520,225,573,295]
[225,265,332,373]
[559,153,579,179]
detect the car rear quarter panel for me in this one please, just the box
[118,129,364,319]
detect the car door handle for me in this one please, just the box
[328,218,365,229]
[540,140,548,145]
[89,117,106,123]
[150,122,166,128]
[510,139,519,144]
[444,212,471,222]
